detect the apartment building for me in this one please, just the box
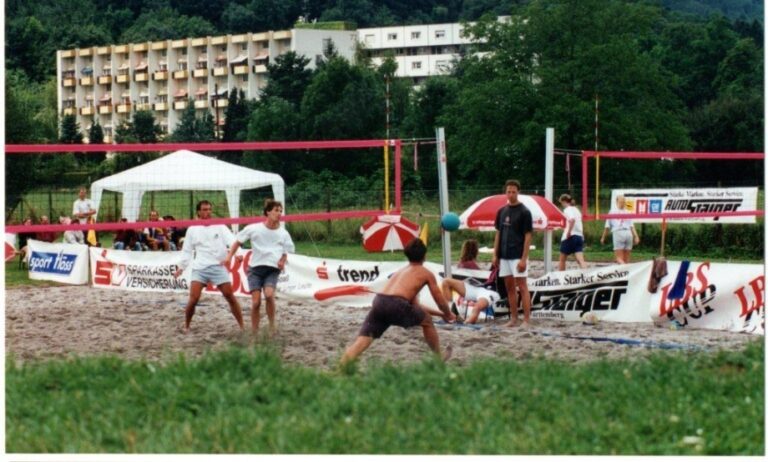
[57,27,356,142]
[56,18,504,141]
[357,22,473,84]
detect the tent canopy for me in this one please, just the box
[91,149,285,222]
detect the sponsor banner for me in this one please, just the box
[28,239,89,284]
[90,248,445,306]
[612,188,758,223]
[6,233,17,262]
[651,261,764,335]
[526,262,653,323]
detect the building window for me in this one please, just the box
[411,31,421,39]
[411,61,422,70]
[241,75,247,83]
[435,30,446,38]
[364,34,375,46]
[241,43,248,51]
[387,33,397,40]
[436,60,449,71]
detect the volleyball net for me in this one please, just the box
[5,140,402,236]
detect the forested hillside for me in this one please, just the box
[5,0,764,203]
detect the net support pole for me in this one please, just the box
[394,139,402,212]
[436,127,452,279]
[544,128,554,274]
[582,151,589,217]
[384,141,390,213]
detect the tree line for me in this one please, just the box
[5,0,764,212]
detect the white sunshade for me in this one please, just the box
[90,150,286,224]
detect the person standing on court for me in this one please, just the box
[493,179,533,328]
[600,195,640,264]
[173,200,244,333]
[558,193,588,271]
[226,199,295,335]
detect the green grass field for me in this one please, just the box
[5,342,763,454]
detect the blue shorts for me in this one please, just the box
[191,265,231,286]
[560,235,584,255]
[247,265,281,292]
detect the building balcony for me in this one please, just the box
[133,43,147,52]
[116,103,131,113]
[80,76,94,85]
[213,67,228,76]
[254,64,268,74]
[194,100,209,109]
[274,30,292,40]
[63,107,76,116]
[174,101,188,110]
[80,106,95,115]
[98,75,112,84]
[192,68,208,78]
[103,135,112,143]
[98,105,112,114]
[214,98,228,108]
[134,72,149,82]
[62,78,76,87]
[116,74,129,83]
[61,50,76,58]
[173,70,189,79]
[232,65,248,75]
[154,102,169,111]
[212,35,227,45]
[136,103,152,111]
[153,71,168,80]
[191,37,207,47]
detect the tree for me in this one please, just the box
[261,51,313,107]
[222,89,250,142]
[119,7,216,43]
[132,110,163,143]
[244,97,302,181]
[59,114,84,144]
[170,101,215,142]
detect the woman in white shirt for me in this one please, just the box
[600,195,640,264]
[558,194,587,271]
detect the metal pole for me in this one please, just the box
[544,128,555,274]
[435,127,451,278]
[214,83,219,140]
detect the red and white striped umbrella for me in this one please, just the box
[5,233,17,262]
[459,194,566,231]
[360,214,420,252]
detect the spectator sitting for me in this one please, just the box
[113,218,142,251]
[163,215,184,250]
[457,239,482,270]
[34,215,58,243]
[60,216,85,244]
[17,217,36,264]
[143,210,172,251]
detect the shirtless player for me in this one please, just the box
[340,238,456,366]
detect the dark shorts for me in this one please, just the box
[247,265,281,292]
[358,294,426,339]
[560,235,584,255]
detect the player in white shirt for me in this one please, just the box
[173,200,244,333]
[600,194,640,264]
[558,194,588,271]
[226,199,295,335]
[72,187,96,224]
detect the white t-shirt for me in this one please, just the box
[561,205,584,240]
[179,224,235,271]
[72,198,95,224]
[236,223,295,268]
[604,208,633,232]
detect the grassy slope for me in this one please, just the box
[5,342,763,454]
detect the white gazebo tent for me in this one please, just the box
[90,150,285,223]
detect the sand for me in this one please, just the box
[5,281,760,369]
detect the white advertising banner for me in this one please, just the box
[612,187,758,223]
[90,248,445,307]
[650,260,764,335]
[28,239,89,284]
[526,262,653,323]
[87,249,764,335]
